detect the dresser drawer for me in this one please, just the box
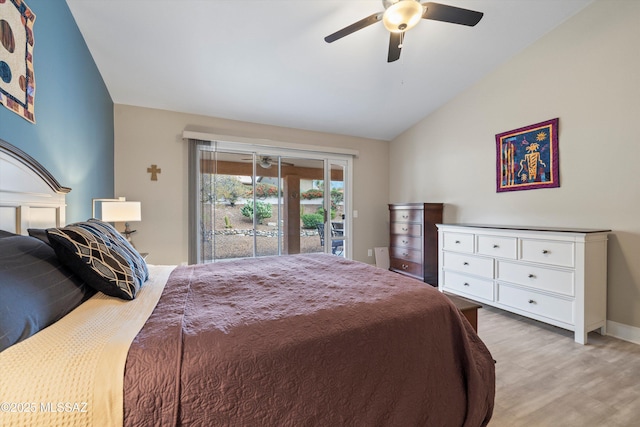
[477,235,517,259]
[497,260,574,296]
[390,209,423,223]
[391,223,422,236]
[390,247,422,263]
[390,258,423,278]
[497,283,574,325]
[390,235,422,250]
[443,252,493,279]
[442,271,494,301]
[520,239,574,267]
[442,232,474,253]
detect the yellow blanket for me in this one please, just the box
[0,265,174,427]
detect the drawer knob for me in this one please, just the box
[528,274,536,278]
[542,249,549,254]
[455,240,461,244]
[493,244,499,248]
[463,282,470,287]
[528,299,537,304]
[402,264,409,270]
[463,262,469,266]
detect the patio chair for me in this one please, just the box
[317,222,344,255]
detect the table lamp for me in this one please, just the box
[92,197,142,244]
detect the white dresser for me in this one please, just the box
[437,224,610,344]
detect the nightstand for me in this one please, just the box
[444,293,481,332]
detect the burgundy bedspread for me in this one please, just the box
[124,254,494,426]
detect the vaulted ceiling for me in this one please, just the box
[66,0,592,141]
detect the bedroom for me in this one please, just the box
[1,0,639,425]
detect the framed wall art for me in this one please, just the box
[0,0,36,123]
[495,118,559,193]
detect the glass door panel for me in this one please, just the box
[328,161,346,257]
[200,150,255,262]
[280,157,324,255]
[254,153,282,257]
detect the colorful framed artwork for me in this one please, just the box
[0,0,36,123]
[495,118,559,193]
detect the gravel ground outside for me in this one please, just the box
[202,203,341,260]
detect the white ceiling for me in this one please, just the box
[65,0,592,141]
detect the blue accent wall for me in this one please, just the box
[0,0,114,223]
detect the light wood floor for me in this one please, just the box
[477,306,640,427]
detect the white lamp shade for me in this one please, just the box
[100,201,141,222]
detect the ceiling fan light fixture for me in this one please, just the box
[259,157,272,169]
[382,0,423,33]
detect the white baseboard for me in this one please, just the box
[606,320,640,345]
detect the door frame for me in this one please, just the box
[188,137,354,263]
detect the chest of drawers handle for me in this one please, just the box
[402,227,408,231]
[528,273,536,278]
[455,240,461,244]
[402,264,409,270]
[528,299,537,304]
[402,214,409,219]
[463,262,469,266]
[542,249,549,254]
[493,244,499,248]
[464,282,470,286]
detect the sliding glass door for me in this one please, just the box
[191,141,351,264]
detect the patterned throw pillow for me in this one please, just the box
[46,220,149,300]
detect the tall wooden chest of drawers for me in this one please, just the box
[437,224,610,344]
[388,203,443,285]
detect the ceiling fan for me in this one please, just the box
[241,156,294,169]
[324,0,483,62]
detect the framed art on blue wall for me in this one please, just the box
[495,118,559,193]
[0,0,36,123]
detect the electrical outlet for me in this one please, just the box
[367,249,373,257]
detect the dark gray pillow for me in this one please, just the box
[0,235,95,352]
[27,228,51,245]
[0,229,17,238]
[46,219,148,300]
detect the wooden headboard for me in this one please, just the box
[0,139,70,234]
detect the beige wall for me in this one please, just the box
[390,0,640,329]
[114,105,389,265]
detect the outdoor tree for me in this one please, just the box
[201,175,246,206]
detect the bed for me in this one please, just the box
[0,139,495,426]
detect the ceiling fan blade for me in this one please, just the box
[324,12,382,43]
[387,32,402,63]
[421,2,483,27]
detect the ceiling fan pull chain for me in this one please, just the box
[401,33,405,84]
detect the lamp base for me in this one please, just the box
[122,222,137,248]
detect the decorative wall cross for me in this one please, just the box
[147,164,161,181]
